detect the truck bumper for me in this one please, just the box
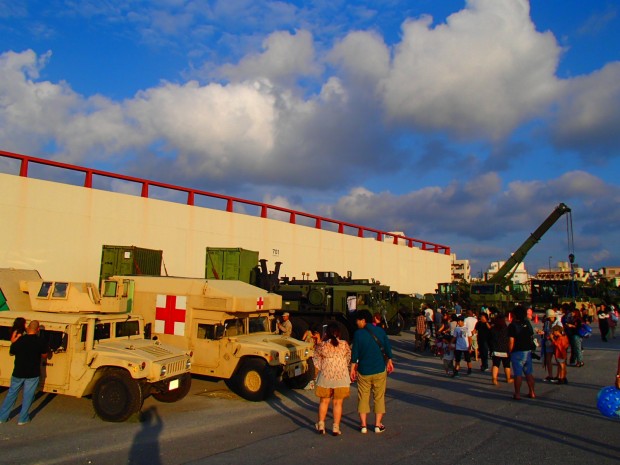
[282,360,308,379]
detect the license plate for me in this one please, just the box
[169,379,180,391]
[294,366,302,377]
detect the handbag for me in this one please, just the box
[578,324,592,338]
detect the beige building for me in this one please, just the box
[0,152,451,295]
[486,260,529,284]
[451,255,471,282]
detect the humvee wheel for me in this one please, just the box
[225,359,276,401]
[92,369,143,422]
[152,373,192,403]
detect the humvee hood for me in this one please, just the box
[95,339,183,362]
[231,333,311,351]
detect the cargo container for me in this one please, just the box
[206,247,259,283]
[99,245,163,284]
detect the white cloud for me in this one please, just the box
[217,29,321,86]
[328,30,390,89]
[126,80,277,177]
[380,0,561,139]
[550,62,620,158]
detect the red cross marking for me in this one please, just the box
[256,296,264,310]
[155,295,186,335]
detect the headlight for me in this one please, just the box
[304,348,309,357]
[160,366,167,377]
[284,353,290,362]
[186,359,191,370]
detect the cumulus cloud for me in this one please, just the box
[380,0,561,139]
[217,30,321,86]
[550,62,620,159]
[327,170,620,270]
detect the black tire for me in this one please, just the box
[283,357,315,389]
[152,373,192,403]
[386,313,405,335]
[92,369,143,422]
[225,359,276,401]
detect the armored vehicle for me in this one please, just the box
[0,274,192,422]
[103,275,314,401]
[275,271,408,341]
[204,248,411,340]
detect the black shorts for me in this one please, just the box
[491,355,511,368]
[455,349,471,363]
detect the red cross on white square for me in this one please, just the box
[155,294,187,336]
[256,296,264,310]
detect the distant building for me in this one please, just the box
[451,254,471,282]
[486,260,529,284]
[600,267,620,280]
[535,261,588,281]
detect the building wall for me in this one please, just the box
[0,173,451,294]
[450,254,471,282]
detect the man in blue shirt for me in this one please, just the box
[350,310,394,434]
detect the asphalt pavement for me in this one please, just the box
[0,326,618,465]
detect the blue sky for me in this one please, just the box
[1,0,619,278]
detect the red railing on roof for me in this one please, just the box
[0,149,450,255]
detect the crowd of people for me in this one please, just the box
[306,299,618,436]
[424,301,619,395]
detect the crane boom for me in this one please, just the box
[488,202,571,284]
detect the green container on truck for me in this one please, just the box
[99,245,163,284]
[206,247,259,283]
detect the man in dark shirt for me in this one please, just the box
[0,320,49,425]
[508,307,536,400]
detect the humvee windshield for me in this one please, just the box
[95,320,141,341]
[249,316,269,333]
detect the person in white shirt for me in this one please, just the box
[451,316,472,377]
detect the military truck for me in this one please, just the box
[469,203,572,312]
[102,275,314,401]
[205,248,411,340]
[0,274,192,422]
[275,271,408,341]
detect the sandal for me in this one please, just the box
[332,424,341,436]
[315,421,325,435]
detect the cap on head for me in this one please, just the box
[283,312,290,317]
[546,309,556,318]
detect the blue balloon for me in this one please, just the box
[597,386,620,419]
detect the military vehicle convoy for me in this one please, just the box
[102,275,315,401]
[205,248,414,340]
[0,272,192,422]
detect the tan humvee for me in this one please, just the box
[102,275,314,401]
[0,274,192,422]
